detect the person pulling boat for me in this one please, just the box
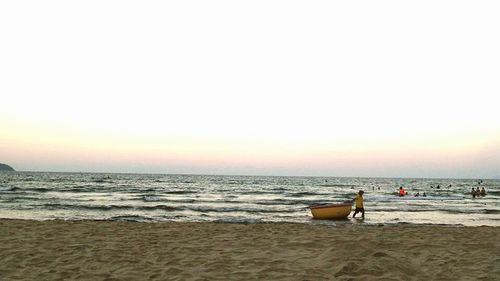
[352,190,365,219]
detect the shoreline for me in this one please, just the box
[1,215,498,227]
[0,217,495,227]
[1,219,498,280]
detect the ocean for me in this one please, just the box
[0,172,499,226]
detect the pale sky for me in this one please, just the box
[1,1,499,178]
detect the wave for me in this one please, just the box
[42,203,132,210]
[179,205,299,214]
[226,180,242,185]
[287,192,330,197]
[0,186,19,192]
[92,179,111,183]
[253,199,301,206]
[137,196,197,204]
[21,177,35,182]
[1,196,49,202]
[235,190,285,195]
[140,205,178,211]
[59,188,101,193]
[39,202,185,212]
[108,215,155,222]
[163,190,197,195]
[142,195,162,202]
[319,184,354,187]
[415,209,492,214]
[18,187,52,193]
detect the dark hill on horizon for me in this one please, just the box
[0,163,15,171]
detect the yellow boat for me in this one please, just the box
[309,202,352,219]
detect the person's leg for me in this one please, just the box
[352,209,359,218]
[361,208,365,219]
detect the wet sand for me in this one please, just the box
[0,219,498,280]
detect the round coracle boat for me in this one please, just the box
[309,202,352,219]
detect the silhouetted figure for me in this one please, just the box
[399,186,405,196]
[471,187,478,198]
[480,187,486,196]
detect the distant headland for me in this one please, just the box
[0,163,15,171]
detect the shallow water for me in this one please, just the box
[0,172,498,226]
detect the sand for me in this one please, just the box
[0,220,498,281]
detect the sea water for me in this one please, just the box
[0,172,498,226]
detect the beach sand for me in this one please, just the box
[0,220,498,281]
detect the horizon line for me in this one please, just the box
[4,169,496,181]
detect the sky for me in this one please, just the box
[1,1,499,178]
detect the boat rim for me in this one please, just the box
[309,202,352,209]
